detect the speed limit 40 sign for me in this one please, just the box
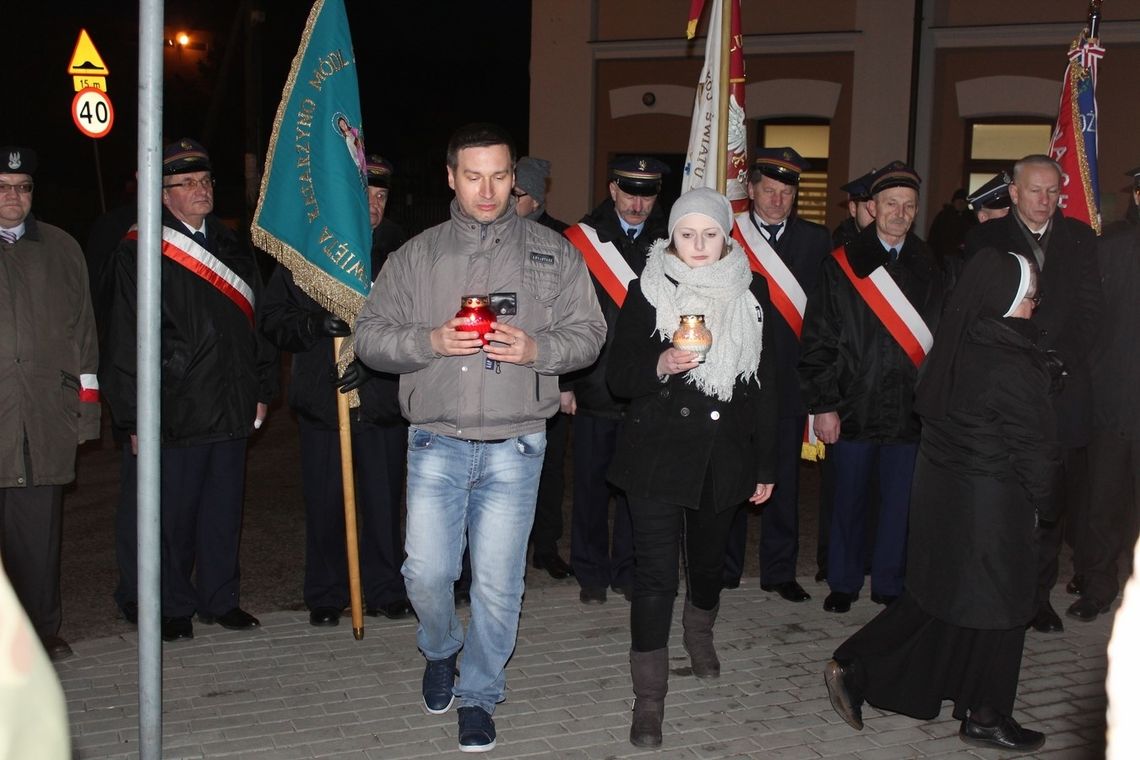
[72,87,114,139]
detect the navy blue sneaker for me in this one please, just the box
[457,706,496,753]
[422,653,458,715]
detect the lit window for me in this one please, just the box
[966,120,1052,193]
[760,120,830,226]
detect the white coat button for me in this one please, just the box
[461,366,468,372]
[680,407,690,417]
[710,411,720,421]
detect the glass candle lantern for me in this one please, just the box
[672,314,713,363]
[455,295,495,345]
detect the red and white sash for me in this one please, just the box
[564,222,638,307]
[833,246,933,367]
[126,226,255,325]
[732,214,807,338]
[79,374,100,404]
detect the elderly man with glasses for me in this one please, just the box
[0,146,101,661]
[101,138,278,643]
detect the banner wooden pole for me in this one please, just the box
[334,336,365,639]
[716,0,731,193]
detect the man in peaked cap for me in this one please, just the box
[800,160,952,614]
[101,138,278,643]
[0,146,101,661]
[564,155,670,605]
[927,187,976,265]
[832,168,877,250]
[724,147,831,603]
[967,171,1013,224]
[964,154,1102,635]
[262,153,411,628]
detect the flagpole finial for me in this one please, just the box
[1087,0,1103,39]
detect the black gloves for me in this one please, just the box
[308,312,351,338]
[333,359,371,393]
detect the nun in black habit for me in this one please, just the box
[824,248,1061,753]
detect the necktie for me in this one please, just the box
[0,229,16,245]
[192,230,208,249]
[626,228,637,243]
[1032,232,1043,243]
[888,247,899,262]
[761,223,781,243]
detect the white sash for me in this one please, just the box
[564,222,638,307]
[732,214,808,337]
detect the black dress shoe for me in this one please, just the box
[1028,601,1063,632]
[761,580,811,602]
[309,607,341,626]
[722,576,741,590]
[814,568,827,583]
[823,591,855,613]
[579,586,607,604]
[1066,574,1085,595]
[162,616,194,642]
[824,660,864,730]
[611,583,634,602]
[120,601,138,625]
[959,715,1045,752]
[870,592,898,606]
[40,635,74,662]
[1066,596,1111,622]
[367,598,414,619]
[532,552,574,580]
[199,608,260,630]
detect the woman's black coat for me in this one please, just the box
[905,318,1060,630]
[605,273,779,511]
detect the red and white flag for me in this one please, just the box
[682,0,748,212]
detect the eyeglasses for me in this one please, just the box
[511,188,528,198]
[1025,292,1043,307]
[163,176,215,191]
[0,183,33,195]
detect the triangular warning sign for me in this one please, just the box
[68,30,109,77]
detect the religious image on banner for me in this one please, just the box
[251,0,372,322]
[1047,12,1104,234]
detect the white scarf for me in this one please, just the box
[639,239,763,401]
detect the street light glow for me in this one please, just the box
[176,32,190,47]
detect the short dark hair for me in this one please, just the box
[446,123,516,169]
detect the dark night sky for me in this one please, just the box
[5,1,532,239]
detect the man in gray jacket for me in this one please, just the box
[354,123,605,753]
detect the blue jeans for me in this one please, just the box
[403,427,546,714]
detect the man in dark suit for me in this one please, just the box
[1066,165,1138,623]
[963,154,1103,634]
[565,156,670,604]
[724,148,831,602]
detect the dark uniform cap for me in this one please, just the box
[609,156,669,197]
[870,160,921,195]
[162,138,212,176]
[1,146,37,176]
[748,147,810,185]
[840,168,877,202]
[967,171,1012,211]
[365,154,394,189]
[1127,166,1140,190]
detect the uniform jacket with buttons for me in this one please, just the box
[605,275,779,511]
[100,210,279,447]
[798,224,951,443]
[353,198,606,441]
[0,215,100,487]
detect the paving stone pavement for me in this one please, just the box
[58,578,1112,759]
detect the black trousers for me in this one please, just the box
[835,592,1025,722]
[1037,446,1088,601]
[569,413,633,589]
[629,481,740,652]
[1074,431,1140,604]
[113,442,137,611]
[161,439,248,618]
[725,415,802,584]
[0,480,63,639]
[299,419,407,609]
[530,411,568,558]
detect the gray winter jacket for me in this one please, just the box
[354,199,605,440]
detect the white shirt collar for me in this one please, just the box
[0,222,27,241]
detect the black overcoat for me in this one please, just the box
[605,274,778,511]
[963,209,1102,447]
[906,319,1059,630]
